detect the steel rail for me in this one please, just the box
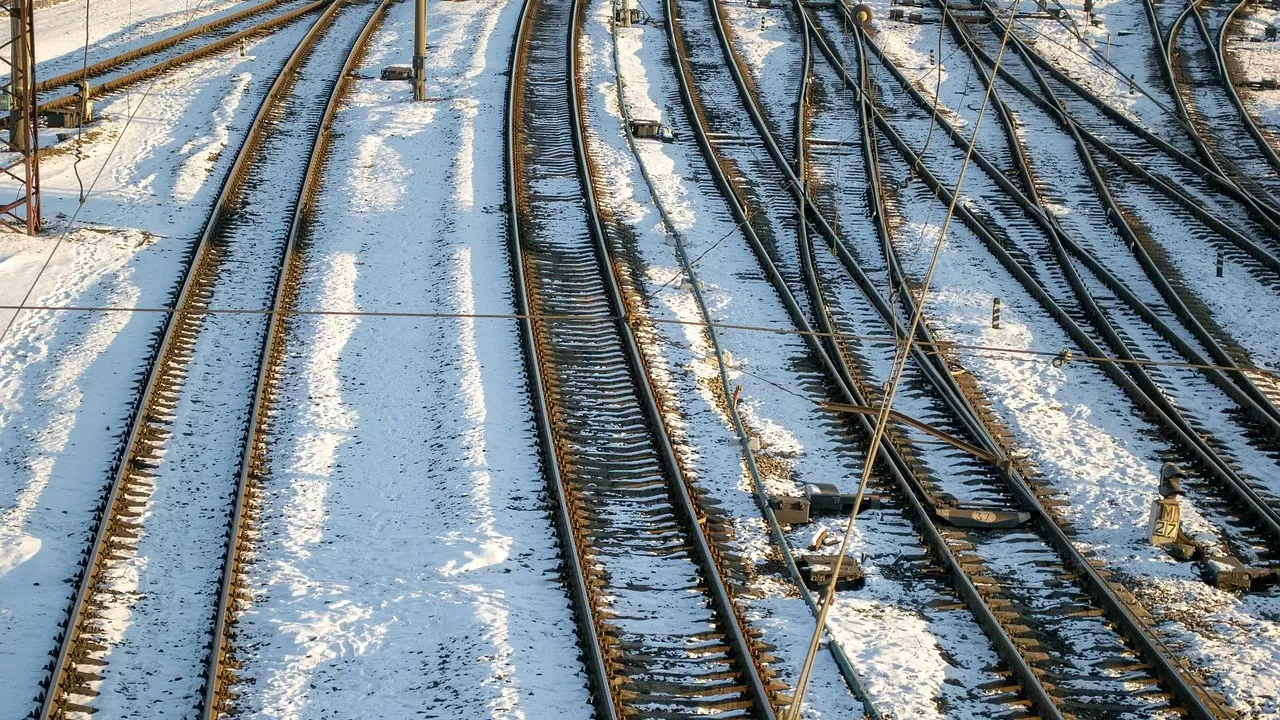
[1214,0,1280,172]
[793,7,1240,717]
[944,20,1280,480]
[668,0,1071,716]
[972,4,1280,273]
[1009,0,1280,236]
[606,6,881,717]
[32,2,349,718]
[786,19,885,717]
[1164,0,1280,210]
[692,0,1188,715]
[860,4,1280,452]
[1149,0,1244,190]
[32,0,333,117]
[861,0,1280,550]
[198,1,391,716]
[939,10,1280,433]
[502,0,615,715]
[35,0,296,93]
[831,13,1236,718]
[815,10,1213,720]
[566,0,778,716]
[509,0,778,716]
[829,8,1280,545]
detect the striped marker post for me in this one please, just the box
[992,297,1001,329]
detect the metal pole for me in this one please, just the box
[1,0,41,234]
[413,0,426,100]
[10,1,30,151]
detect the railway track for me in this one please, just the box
[25,0,331,124]
[850,2,1280,543]
[506,0,780,716]
[987,2,1280,269]
[31,1,388,717]
[926,11,1280,527]
[1150,0,1280,208]
[965,6,1280,412]
[684,0,1255,715]
[602,1,895,714]
[1215,0,1280,167]
[940,4,1280,420]
[847,0,1280,548]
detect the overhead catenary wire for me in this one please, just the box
[785,2,1022,717]
[0,301,1275,381]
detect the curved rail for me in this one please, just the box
[35,0,299,93]
[501,0,613,713]
[864,4,1280,474]
[507,0,779,716]
[33,2,375,716]
[1215,0,1280,171]
[938,10,1280,434]
[1158,0,1280,208]
[718,1,1240,716]
[1151,0,1240,186]
[669,0,1082,716]
[199,1,391,716]
[1003,0,1280,244]
[938,18,1280,526]
[846,5,1280,540]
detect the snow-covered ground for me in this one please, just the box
[228,1,591,717]
[2,0,1280,716]
[0,14,319,715]
[1224,2,1280,145]
[859,6,1280,715]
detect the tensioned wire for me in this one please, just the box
[0,0,272,349]
[785,2,1023,715]
[3,302,1273,381]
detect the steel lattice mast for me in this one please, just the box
[1,0,40,235]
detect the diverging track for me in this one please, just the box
[681,0,1246,716]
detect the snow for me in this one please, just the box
[865,5,1280,714]
[0,18,318,717]
[0,0,1278,715]
[1223,4,1280,148]
[609,0,1031,716]
[228,1,591,717]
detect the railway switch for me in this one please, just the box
[380,65,413,81]
[769,496,810,525]
[630,118,675,142]
[768,484,881,526]
[804,483,860,514]
[935,505,1030,529]
[1203,555,1280,592]
[797,554,865,591]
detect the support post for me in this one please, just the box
[413,0,426,101]
[1,0,41,234]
